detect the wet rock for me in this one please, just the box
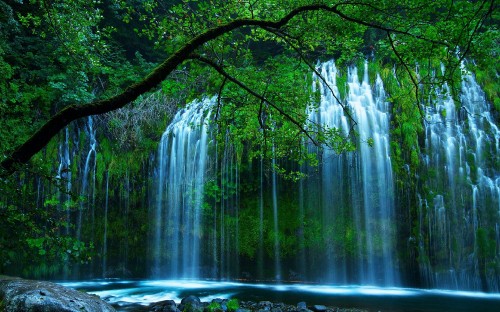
[311,305,328,312]
[257,300,273,311]
[180,295,203,312]
[297,302,307,310]
[150,299,180,312]
[182,295,202,305]
[239,300,369,312]
[0,275,115,312]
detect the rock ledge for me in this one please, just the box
[0,275,115,312]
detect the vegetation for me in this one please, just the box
[0,0,498,288]
[1,0,497,174]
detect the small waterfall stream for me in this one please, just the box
[305,60,398,285]
[102,171,109,278]
[77,117,97,241]
[57,128,72,235]
[153,97,213,278]
[419,65,500,291]
[271,147,282,281]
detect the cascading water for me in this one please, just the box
[102,171,109,278]
[57,128,72,235]
[419,64,500,291]
[220,133,241,279]
[271,146,282,281]
[148,60,498,292]
[258,157,265,280]
[153,97,213,278]
[305,60,399,286]
[77,117,97,241]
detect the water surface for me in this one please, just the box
[60,279,500,312]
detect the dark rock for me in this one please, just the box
[256,300,273,311]
[150,299,179,312]
[297,302,307,310]
[182,295,201,305]
[180,295,203,312]
[311,305,328,312]
[235,309,251,312]
[0,275,115,312]
[259,301,273,307]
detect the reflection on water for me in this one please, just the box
[59,280,500,312]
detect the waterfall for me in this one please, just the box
[77,117,97,241]
[350,64,397,285]
[57,128,72,235]
[258,156,264,280]
[419,65,500,291]
[153,97,213,278]
[272,147,282,281]
[218,131,240,280]
[306,60,399,285]
[147,60,497,291]
[102,171,109,278]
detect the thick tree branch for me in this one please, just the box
[0,5,318,175]
[0,2,464,175]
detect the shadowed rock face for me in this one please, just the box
[0,276,115,312]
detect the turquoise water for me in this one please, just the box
[60,280,500,311]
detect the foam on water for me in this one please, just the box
[60,279,500,304]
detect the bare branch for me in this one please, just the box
[263,27,356,125]
[215,76,227,122]
[386,31,424,119]
[191,54,320,146]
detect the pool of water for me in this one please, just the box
[59,280,500,312]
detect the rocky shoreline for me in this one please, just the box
[0,275,115,311]
[147,295,368,312]
[1,276,369,312]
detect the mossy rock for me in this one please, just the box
[0,275,115,312]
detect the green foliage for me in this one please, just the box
[477,227,496,260]
[383,66,423,177]
[0,0,498,282]
[206,302,222,312]
[473,63,500,113]
[226,299,239,312]
[0,172,93,277]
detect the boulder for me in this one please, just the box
[181,295,201,305]
[179,295,203,312]
[311,305,328,312]
[0,275,115,312]
[150,299,180,312]
[297,302,307,310]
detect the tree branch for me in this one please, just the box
[190,54,320,146]
[263,27,357,127]
[387,31,424,119]
[0,2,467,175]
